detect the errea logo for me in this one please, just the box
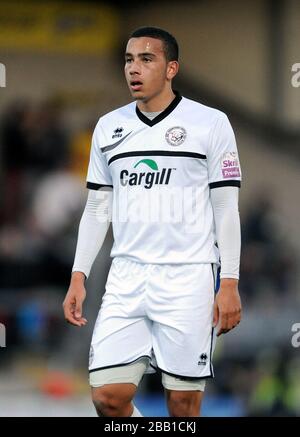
[198,353,208,366]
[112,127,124,139]
[120,158,176,189]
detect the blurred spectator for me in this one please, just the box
[248,348,298,417]
[16,298,47,352]
[24,98,69,175]
[69,123,93,181]
[31,168,85,238]
[0,166,86,288]
[0,98,69,227]
[283,356,300,416]
[0,101,31,225]
[240,192,296,301]
[0,95,85,289]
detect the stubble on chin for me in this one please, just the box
[131,92,148,102]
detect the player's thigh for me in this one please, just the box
[91,383,137,410]
[151,263,216,378]
[89,258,153,372]
[165,389,204,417]
[89,315,153,372]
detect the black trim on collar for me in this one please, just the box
[135,90,182,127]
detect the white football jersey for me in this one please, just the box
[86,92,241,264]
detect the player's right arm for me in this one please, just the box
[63,121,113,327]
[63,188,112,326]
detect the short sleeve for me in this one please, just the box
[86,123,113,190]
[207,113,242,189]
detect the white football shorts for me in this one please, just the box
[89,257,218,383]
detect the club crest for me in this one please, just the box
[165,126,187,146]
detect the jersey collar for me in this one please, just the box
[135,90,182,127]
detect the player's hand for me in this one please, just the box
[63,272,87,327]
[213,278,242,337]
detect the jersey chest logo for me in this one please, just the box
[120,158,176,189]
[165,126,187,146]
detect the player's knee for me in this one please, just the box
[92,386,133,417]
[167,391,200,417]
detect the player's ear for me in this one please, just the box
[166,61,179,81]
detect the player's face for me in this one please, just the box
[124,37,177,102]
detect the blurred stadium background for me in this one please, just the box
[0,0,300,417]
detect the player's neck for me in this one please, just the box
[137,88,176,113]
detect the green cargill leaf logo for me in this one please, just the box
[133,159,158,171]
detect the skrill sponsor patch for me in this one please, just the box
[221,152,241,179]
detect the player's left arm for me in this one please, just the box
[210,186,242,336]
[207,112,242,336]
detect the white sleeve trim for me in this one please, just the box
[210,186,241,280]
[72,189,112,279]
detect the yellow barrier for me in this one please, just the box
[0,1,119,54]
